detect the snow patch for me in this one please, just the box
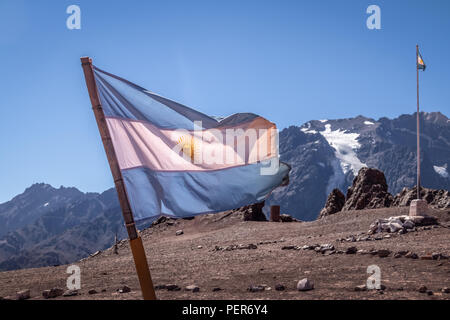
[43,202,49,207]
[433,165,449,178]
[320,124,366,175]
[300,122,317,134]
[319,119,328,123]
[300,128,318,134]
[364,121,374,125]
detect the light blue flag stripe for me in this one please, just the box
[122,162,290,221]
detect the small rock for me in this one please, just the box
[403,220,415,229]
[16,289,31,300]
[166,284,181,291]
[42,288,64,299]
[212,287,222,292]
[88,289,98,295]
[427,290,433,296]
[63,290,79,297]
[354,285,367,291]
[155,285,167,290]
[175,230,184,236]
[247,285,265,292]
[405,252,418,259]
[279,214,295,222]
[297,278,314,291]
[90,250,101,257]
[420,255,433,260]
[432,253,449,260]
[185,285,200,292]
[118,286,131,293]
[282,245,296,250]
[377,249,391,258]
[441,287,450,293]
[418,286,427,293]
[319,244,335,253]
[346,246,357,254]
[275,284,285,291]
[197,245,203,249]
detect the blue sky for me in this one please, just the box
[0,0,449,202]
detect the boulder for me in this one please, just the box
[342,168,393,211]
[318,189,346,218]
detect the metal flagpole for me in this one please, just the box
[80,57,157,300]
[416,45,421,200]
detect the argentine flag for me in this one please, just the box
[92,66,290,222]
[417,50,426,71]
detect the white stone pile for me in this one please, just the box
[368,215,424,234]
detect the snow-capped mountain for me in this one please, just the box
[267,112,450,221]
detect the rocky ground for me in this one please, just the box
[0,207,449,300]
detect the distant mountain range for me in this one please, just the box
[267,111,450,220]
[0,111,449,271]
[0,184,126,271]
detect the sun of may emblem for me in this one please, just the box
[177,135,200,162]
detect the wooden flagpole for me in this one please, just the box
[416,45,421,200]
[80,57,157,300]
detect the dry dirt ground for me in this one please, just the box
[0,207,449,300]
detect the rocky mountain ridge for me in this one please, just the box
[267,111,450,220]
